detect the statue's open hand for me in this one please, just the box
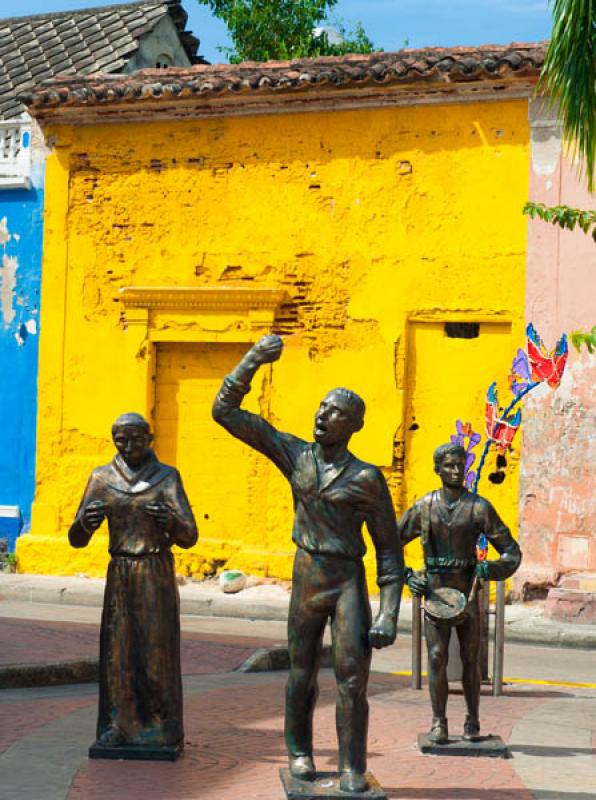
[145,501,173,531]
[407,571,428,597]
[82,500,107,531]
[368,612,397,649]
[250,334,283,365]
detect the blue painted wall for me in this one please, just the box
[0,166,44,543]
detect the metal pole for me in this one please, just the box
[479,580,490,682]
[411,595,422,690]
[492,580,506,696]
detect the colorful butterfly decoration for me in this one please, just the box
[450,324,568,566]
[485,382,522,454]
[453,323,568,495]
[450,420,481,489]
[509,348,531,397]
[476,533,489,562]
[526,322,568,389]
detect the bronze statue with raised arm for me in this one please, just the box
[399,443,521,746]
[69,413,198,760]
[213,335,404,795]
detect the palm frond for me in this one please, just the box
[539,0,596,192]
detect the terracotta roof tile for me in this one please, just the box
[0,0,204,119]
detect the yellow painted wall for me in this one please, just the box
[18,99,530,589]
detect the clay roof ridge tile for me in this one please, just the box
[459,56,482,71]
[140,82,164,98]
[502,52,524,68]
[20,43,547,113]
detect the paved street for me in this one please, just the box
[2,669,595,800]
[1,595,595,800]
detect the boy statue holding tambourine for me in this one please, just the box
[399,443,521,745]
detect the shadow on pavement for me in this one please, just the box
[384,791,596,800]
[500,689,573,699]
[509,742,595,758]
[384,790,530,799]
[524,794,596,800]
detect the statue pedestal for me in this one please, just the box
[89,742,182,761]
[417,733,509,758]
[280,769,386,799]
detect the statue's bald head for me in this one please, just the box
[327,388,366,432]
[111,412,151,436]
[111,413,154,467]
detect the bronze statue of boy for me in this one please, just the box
[399,443,521,744]
[213,335,404,793]
[69,412,198,758]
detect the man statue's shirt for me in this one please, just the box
[213,374,403,587]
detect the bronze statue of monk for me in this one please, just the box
[69,413,198,758]
[399,443,521,745]
[213,335,404,793]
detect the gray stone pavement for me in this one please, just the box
[509,696,596,800]
[2,671,595,800]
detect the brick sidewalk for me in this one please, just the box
[2,658,593,798]
[2,614,594,799]
[0,617,272,674]
[67,674,543,800]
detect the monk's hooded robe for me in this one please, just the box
[69,451,198,749]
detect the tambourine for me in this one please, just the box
[423,575,480,626]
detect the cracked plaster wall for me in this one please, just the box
[19,99,529,579]
[516,101,596,594]
[0,146,44,539]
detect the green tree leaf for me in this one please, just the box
[197,1,376,62]
[523,202,596,238]
[570,328,596,353]
[538,0,596,192]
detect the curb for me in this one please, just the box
[0,658,98,690]
[2,575,596,650]
[1,645,328,688]
[502,621,596,649]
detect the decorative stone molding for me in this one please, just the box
[119,285,287,313]
[118,285,288,346]
[110,285,288,422]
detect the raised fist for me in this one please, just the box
[250,334,283,365]
[369,612,397,649]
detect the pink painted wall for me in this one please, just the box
[516,100,596,596]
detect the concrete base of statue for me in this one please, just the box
[89,741,183,761]
[280,769,386,799]
[417,732,509,758]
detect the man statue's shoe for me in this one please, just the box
[427,717,448,744]
[339,771,368,793]
[463,716,481,741]
[289,754,316,781]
